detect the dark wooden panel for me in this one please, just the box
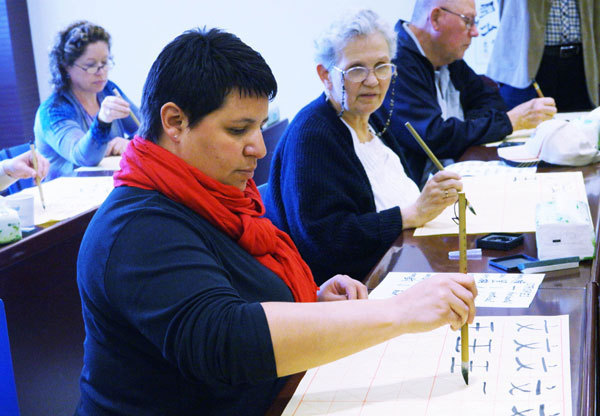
[0,210,95,415]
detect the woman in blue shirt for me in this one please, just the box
[34,21,139,179]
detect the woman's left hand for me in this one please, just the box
[317,274,368,301]
[104,137,129,156]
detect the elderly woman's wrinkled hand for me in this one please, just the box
[317,274,368,301]
[98,96,131,124]
[401,170,462,228]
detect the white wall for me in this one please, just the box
[27,0,496,121]
[27,0,416,121]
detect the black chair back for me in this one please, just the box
[254,119,288,186]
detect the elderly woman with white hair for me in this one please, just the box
[264,9,463,285]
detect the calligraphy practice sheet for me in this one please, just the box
[283,315,572,416]
[414,172,589,236]
[15,176,114,225]
[369,272,544,308]
[444,160,537,178]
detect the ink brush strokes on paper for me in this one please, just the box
[283,315,571,416]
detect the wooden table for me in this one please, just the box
[268,148,600,416]
[0,209,95,415]
[1,148,597,415]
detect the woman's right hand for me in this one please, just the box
[392,273,477,332]
[401,170,462,229]
[3,150,50,180]
[97,96,131,124]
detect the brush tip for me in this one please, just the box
[461,365,469,385]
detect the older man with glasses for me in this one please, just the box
[379,0,557,187]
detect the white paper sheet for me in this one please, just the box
[444,160,537,178]
[369,272,544,308]
[73,155,122,173]
[414,172,589,236]
[283,315,572,416]
[13,176,114,225]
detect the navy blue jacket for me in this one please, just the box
[379,20,513,180]
[264,94,408,285]
[77,186,291,415]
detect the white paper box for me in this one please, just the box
[535,200,595,260]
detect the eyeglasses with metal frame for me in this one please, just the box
[73,58,115,75]
[439,7,477,31]
[332,63,397,83]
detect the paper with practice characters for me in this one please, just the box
[283,315,572,416]
[369,272,544,308]
[13,176,114,225]
[444,160,536,178]
[414,171,589,236]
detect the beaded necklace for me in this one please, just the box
[337,74,396,138]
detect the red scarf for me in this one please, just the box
[114,136,318,302]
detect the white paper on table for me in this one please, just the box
[283,315,572,416]
[369,272,544,308]
[414,172,588,236]
[13,176,114,225]
[73,155,122,173]
[444,160,537,178]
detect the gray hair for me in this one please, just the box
[314,9,397,70]
[412,0,452,24]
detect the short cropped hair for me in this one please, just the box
[139,28,278,143]
[412,0,447,24]
[314,9,397,70]
[49,21,111,92]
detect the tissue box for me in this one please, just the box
[535,200,595,260]
[0,205,21,244]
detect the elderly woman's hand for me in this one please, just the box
[401,170,462,229]
[317,274,368,301]
[98,96,131,124]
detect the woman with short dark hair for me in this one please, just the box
[34,21,139,179]
[76,27,476,416]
